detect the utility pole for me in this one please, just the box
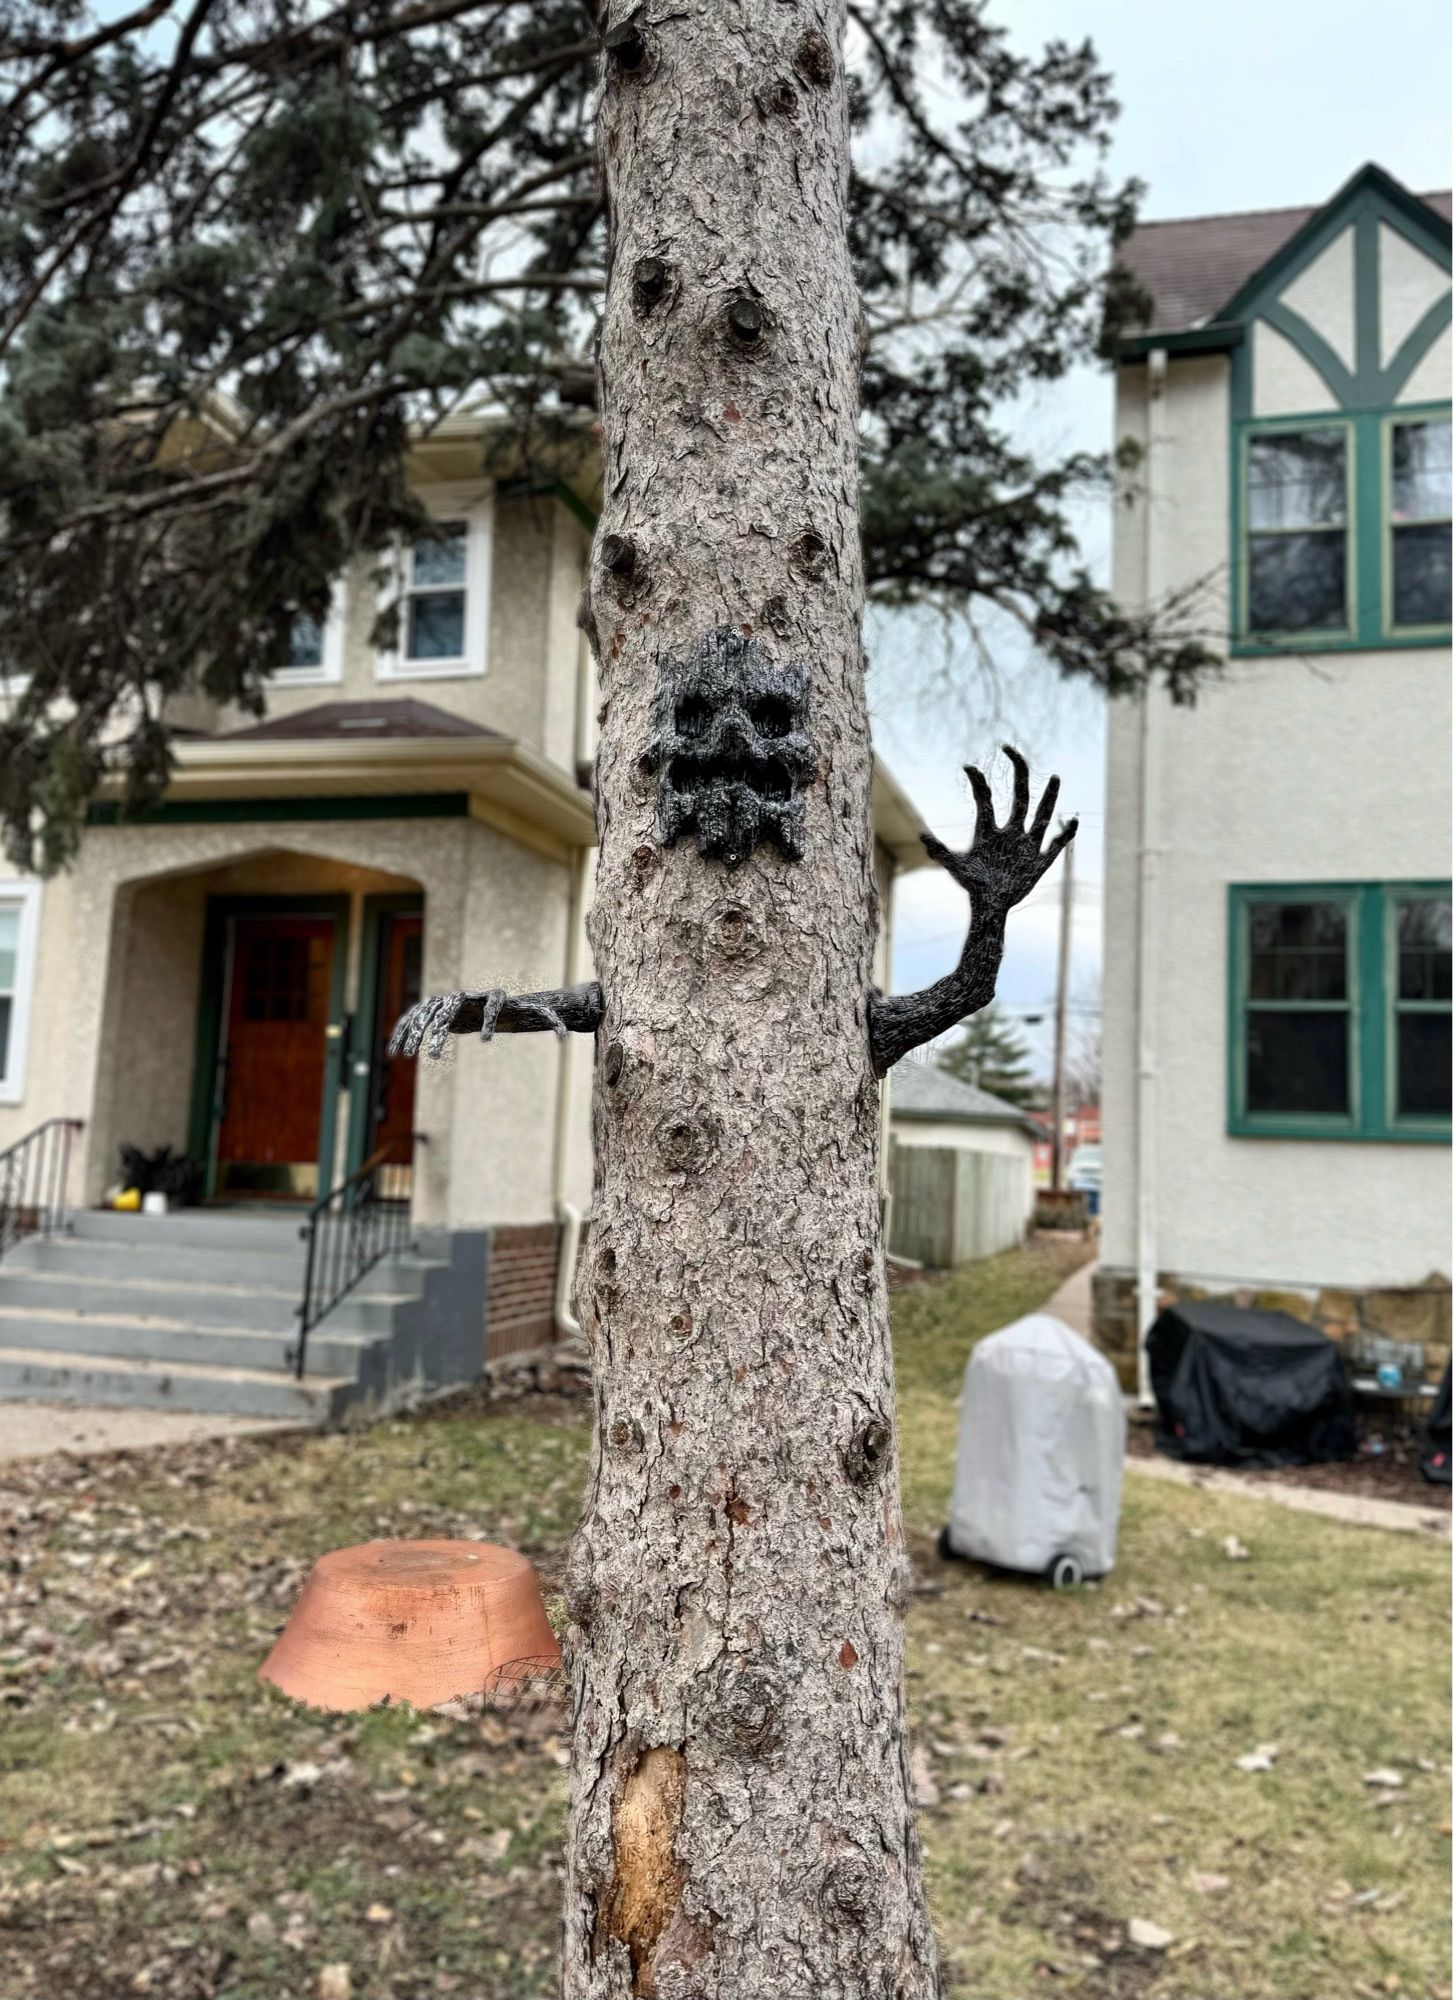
[1050,827,1075,1191]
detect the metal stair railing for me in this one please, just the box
[0,1117,84,1262]
[291,1141,415,1379]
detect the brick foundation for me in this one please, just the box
[1093,1266,1452,1393]
[485,1223,563,1362]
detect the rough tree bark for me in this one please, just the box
[564,7,935,1992]
[396,4,1072,1992]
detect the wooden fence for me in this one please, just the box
[888,1143,1029,1268]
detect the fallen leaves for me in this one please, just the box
[1235,1743,1280,1773]
[1127,1917,1175,1950]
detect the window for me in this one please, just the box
[1244,898,1351,1116]
[0,881,42,1106]
[1388,417,1452,632]
[1235,408,1452,651]
[271,581,345,686]
[1390,892,1451,1123]
[404,522,468,661]
[1229,882,1451,1140]
[1245,428,1350,636]
[378,487,492,680]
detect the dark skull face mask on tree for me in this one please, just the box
[641,627,817,868]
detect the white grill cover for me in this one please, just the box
[946,1313,1126,1577]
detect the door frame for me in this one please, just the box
[187,894,352,1200]
[347,893,425,1178]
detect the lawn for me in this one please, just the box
[1,1237,1447,2000]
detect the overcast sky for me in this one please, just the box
[876,0,1452,1079]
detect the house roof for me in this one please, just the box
[218,699,502,742]
[1116,168,1451,338]
[889,1060,1036,1131]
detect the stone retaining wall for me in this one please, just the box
[1094,1266,1452,1392]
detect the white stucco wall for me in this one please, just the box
[1102,222,1451,1298]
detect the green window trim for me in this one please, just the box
[1228,882,1451,1144]
[1235,415,1357,647]
[1383,411,1453,641]
[1231,405,1452,653]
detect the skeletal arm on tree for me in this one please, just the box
[387,742,1073,1085]
[869,745,1076,1076]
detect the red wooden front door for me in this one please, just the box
[370,913,422,1188]
[216,916,336,1197]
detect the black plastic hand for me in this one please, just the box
[921,746,1076,912]
[389,982,604,1060]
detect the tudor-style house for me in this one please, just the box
[1096,165,1451,1391]
[0,412,931,1419]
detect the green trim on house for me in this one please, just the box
[1226,881,1451,1144]
[89,792,471,828]
[186,894,353,1200]
[1216,174,1450,653]
[1119,322,1244,361]
[347,893,425,1177]
[1216,164,1451,338]
[1229,401,1451,653]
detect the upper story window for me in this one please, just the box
[1246,428,1349,635]
[1237,410,1451,649]
[378,486,492,681]
[1389,417,1452,632]
[272,581,346,687]
[0,880,42,1106]
[1228,881,1451,1141]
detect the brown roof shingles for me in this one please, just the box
[1117,189,1451,336]
[218,699,502,742]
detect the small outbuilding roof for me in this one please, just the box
[889,1060,1037,1132]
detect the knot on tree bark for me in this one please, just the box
[844,1416,892,1488]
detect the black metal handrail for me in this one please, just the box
[0,1117,83,1262]
[291,1141,414,1378]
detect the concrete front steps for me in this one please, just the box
[0,1207,485,1423]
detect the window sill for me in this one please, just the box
[376,659,486,682]
[1228,1118,1451,1144]
[1230,633,1450,657]
[268,667,343,688]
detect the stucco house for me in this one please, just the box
[1097,164,1451,1393]
[887,1060,1038,1267]
[0,411,931,1417]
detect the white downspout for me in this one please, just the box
[1135,347,1168,1405]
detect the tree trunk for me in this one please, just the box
[564,4,939,1994]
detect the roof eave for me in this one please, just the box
[1117,320,1245,361]
[152,734,599,855]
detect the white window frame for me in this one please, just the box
[376,482,493,682]
[270,576,348,688]
[0,879,43,1106]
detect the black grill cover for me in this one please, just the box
[1148,1301,1356,1466]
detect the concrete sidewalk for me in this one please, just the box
[0,1402,294,1465]
[1043,1254,1095,1340]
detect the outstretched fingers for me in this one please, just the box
[1040,817,1079,874]
[479,989,506,1043]
[1028,774,1061,846]
[963,762,996,836]
[1002,745,1030,827]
